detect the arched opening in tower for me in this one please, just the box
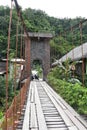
[31,59,43,80]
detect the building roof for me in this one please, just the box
[0,71,6,75]
[52,42,87,66]
[24,32,53,38]
[11,58,25,64]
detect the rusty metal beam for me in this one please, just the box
[12,0,30,39]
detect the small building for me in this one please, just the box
[10,58,25,82]
[0,58,25,80]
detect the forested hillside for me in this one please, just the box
[0,6,87,60]
[0,5,87,123]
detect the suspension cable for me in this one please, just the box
[13,0,31,80]
[64,19,87,33]
[79,22,84,86]
[19,26,23,115]
[13,17,19,129]
[6,1,13,129]
[64,31,67,61]
[71,27,75,77]
[13,0,30,39]
[64,31,68,79]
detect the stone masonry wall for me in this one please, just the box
[30,38,50,80]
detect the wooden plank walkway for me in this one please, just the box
[16,80,87,130]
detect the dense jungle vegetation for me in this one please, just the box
[0,5,87,121]
[47,65,87,114]
[0,6,87,59]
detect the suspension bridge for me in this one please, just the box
[0,0,87,130]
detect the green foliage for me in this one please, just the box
[0,112,4,129]
[0,76,14,113]
[47,68,87,114]
[23,8,51,32]
[0,77,13,97]
[0,112,3,119]
[84,74,87,87]
[51,60,72,81]
[50,36,75,62]
[0,6,87,59]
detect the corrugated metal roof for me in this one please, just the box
[59,42,87,62]
[52,42,87,66]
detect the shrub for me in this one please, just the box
[0,77,13,97]
[0,111,3,119]
[47,71,87,114]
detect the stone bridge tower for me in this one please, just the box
[24,32,53,80]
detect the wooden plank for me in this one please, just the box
[43,108,56,110]
[47,124,66,128]
[43,110,57,113]
[48,128,67,130]
[68,126,78,130]
[44,82,78,115]
[65,110,87,130]
[22,83,31,130]
[41,82,74,128]
[31,85,35,103]
[45,116,62,119]
[34,82,48,130]
[44,112,58,114]
[44,82,87,129]
[44,83,67,110]
[75,115,87,128]
[30,103,38,129]
[47,122,65,125]
[45,118,62,122]
[31,128,38,130]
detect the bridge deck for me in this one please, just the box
[16,81,87,130]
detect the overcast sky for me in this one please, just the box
[0,0,87,18]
